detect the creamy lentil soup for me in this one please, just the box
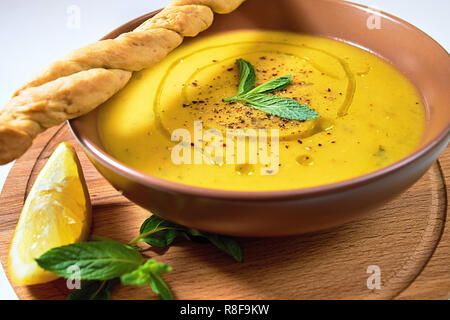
[98,30,426,191]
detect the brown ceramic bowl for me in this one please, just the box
[69,0,449,237]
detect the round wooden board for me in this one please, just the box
[0,123,448,300]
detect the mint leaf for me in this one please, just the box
[149,273,173,300]
[183,229,242,262]
[237,58,256,95]
[248,75,292,94]
[121,259,173,300]
[198,233,243,263]
[139,215,180,247]
[242,93,319,121]
[67,279,118,300]
[36,241,144,280]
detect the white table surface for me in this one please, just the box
[0,0,448,300]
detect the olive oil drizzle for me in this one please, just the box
[153,40,356,141]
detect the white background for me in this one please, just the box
[0,0,449,299]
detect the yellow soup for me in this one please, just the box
[98,30,426,191]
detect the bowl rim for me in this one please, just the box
[68,0,450,201]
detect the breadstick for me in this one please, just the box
[170,0,246,14]
[0,0,246,165]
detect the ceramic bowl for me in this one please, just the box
[69,0,450,236]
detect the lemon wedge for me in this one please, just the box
[8,142,91,285]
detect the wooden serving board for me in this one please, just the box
[0,123,448,300]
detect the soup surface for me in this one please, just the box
[98,30,426,191]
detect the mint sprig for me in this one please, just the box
[134,215,242,262]
[223,59,319,121]
[36,215,242,300]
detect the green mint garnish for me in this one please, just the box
[223,59,319,121]
[36,215,242,300]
